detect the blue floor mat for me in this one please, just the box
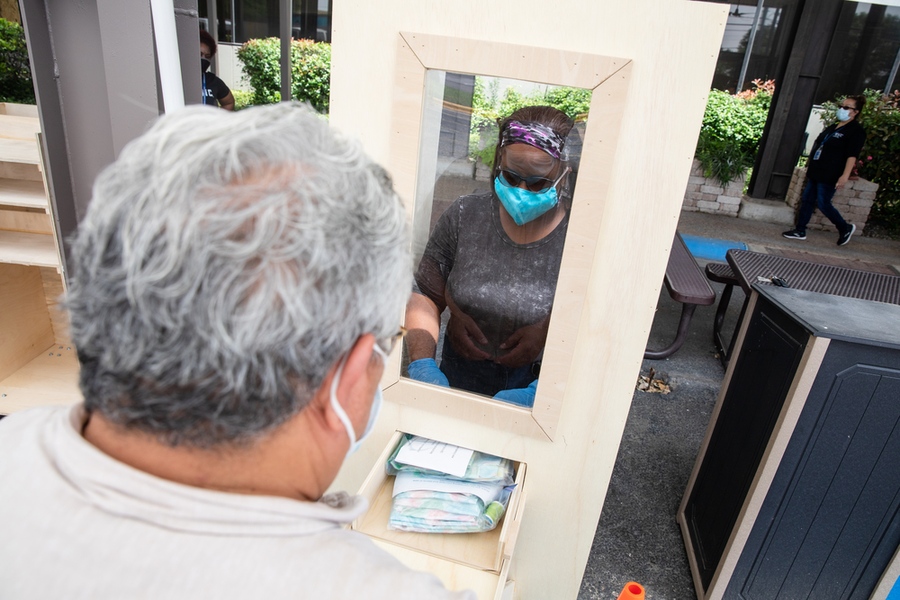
[681,234,748,262]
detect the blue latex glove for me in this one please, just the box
[493,380,538,408]
[407,358,450,387]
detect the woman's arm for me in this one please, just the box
[219,91,236,111]
[835,156,856,190]
[404,292,442,361]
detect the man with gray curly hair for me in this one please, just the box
[0,104,472,599]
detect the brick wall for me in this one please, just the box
[682,159,745,217]
[785,167,878,234]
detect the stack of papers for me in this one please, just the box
[394,437,474,478]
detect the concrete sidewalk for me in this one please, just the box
[678,210,900,270]
[578,210,899,600]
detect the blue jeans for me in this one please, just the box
[439,337,537,397]
[796,179,849,234]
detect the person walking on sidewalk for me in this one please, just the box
[783,95,866,246]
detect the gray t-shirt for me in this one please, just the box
[415,192,568,360]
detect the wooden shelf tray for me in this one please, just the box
[0,114,41,141]
[0,178,47,210]
[0,139,40,165]
[352,432,526,599]
[0,103,40,118]
[0,230,59,267]
[0,345,81,415]
[369,538,514,600]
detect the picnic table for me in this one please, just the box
[644,232,716,359]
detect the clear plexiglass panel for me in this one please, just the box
[401,71,590,411]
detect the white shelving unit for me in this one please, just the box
[0,103,81,415]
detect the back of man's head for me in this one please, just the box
[66,103,410,448]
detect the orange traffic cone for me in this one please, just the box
[617,581,645,600]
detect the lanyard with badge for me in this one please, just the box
[812,129,840,161]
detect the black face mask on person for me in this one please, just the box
[201,58,211,73]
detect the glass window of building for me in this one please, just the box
[702,0,900,96]
[199,0,234,42]
[199,0,333,45]
[818,2,900,102]
[707,0,796,93]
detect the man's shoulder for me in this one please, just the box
[304,528,476,599]
[0,406,65,444]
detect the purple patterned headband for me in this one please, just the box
[499,120,566,160]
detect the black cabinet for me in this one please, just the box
[678,286,900,600]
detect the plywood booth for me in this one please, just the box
[9,0,727,596]
[0,104,80,414]
[327,1,727,598]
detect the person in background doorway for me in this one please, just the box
[783,94,866,246]
[200,29,235,110]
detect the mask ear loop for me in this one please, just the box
[328,355,356,448]
[372,343,388,363]
[555,165,574,207]
[551,165,571,188]
[328,343,389,450]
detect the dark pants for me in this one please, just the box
[796,179,850,234]
[439,338,536,398]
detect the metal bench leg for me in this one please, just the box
[724,297,748,365]
[713,283,733,365]
[644,303,698,360]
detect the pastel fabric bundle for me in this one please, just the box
[389,488,513,534]
[386,435,516,534]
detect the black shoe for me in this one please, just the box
[782,229,806,240]
[838,223,856,246]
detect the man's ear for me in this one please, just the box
[318,334,378,433]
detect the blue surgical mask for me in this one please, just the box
[836,107,851,122]
[494,173,560,226]
[329,344,386,456]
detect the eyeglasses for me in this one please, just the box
[839,105,858,111]
[498,167,567,192]
[378,326,407,354]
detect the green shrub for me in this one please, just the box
[0,18,35,104]
[471,78,500,131]
[540,86,592,120]
[693,80,772,185]
[468,78,592,168]
[232,89,253,111]
[701,91,770,156]
[237,38,330,113]
[695,131,753,187]
[821,89,900,235]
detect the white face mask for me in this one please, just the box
[328,343,387,456]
